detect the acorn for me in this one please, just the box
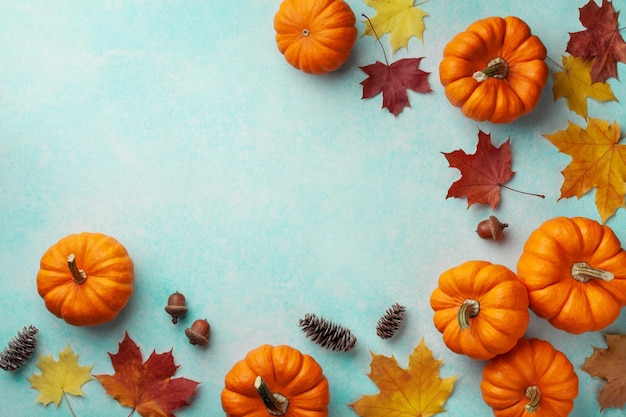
[164,291,188,324]
[185,319,210,345]
[476,216,508,240]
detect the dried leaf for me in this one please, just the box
[552,55,617,119]
[28,344,93,407]
[543,118,626,223]
[583,334,626,410]
[362,0,428,52]
[443,130,514,210]
[350,338,456,417]
[95,332,199,417]
[566,0,626,82]
[360,58,432,116]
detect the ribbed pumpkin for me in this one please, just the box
[481,338,579,417]
[439,16,548,123]
[37,232,134,326]
[221,344,329,417]
[430,260,530,360]
[517,216,626,334]
[274,0,357,75]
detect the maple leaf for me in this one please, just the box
[552,55,617,119]
[543,118,626,223]
[349,338,456,417]
[583,334,626,410]
[360,57,432,116]
[28,344,93,407]
[566,0,626,82]
[95,333,200,417]
[443,130,517,209]
[362,0,428,53]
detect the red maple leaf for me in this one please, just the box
[443,130,515,210]
[566,0,626,82]
[360,58,432,116]
[95,333,200,417]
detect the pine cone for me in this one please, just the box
[376,303,406,339]
[299,313,357,352]
[0,325,39,372]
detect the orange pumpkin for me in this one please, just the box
[517,216,626,334]
[481,338,579,417]
[274,0,357,75]
[430,260,530,360]
[221,344,329,417]
[439,16,548,123]
[37,232,134,326]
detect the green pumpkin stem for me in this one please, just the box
[458,299,480,330]
[525,385,541,412]
[473,57,509,82]
[254,376,289,416]
[571,262,614,283]
[67,254,87,284]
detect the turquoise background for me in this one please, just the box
[2,1,626,416]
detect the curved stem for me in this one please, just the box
[499,183,545,199]
[571,262,614,283]
[458,299,480,330]
[254,376,289,416]
[67,254,87,284]
[63,392,78,417]
[473,57,509,81]
[362,14,389,66]
[525,385,541,412]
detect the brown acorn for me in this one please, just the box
[164,291,188,324]
[476,216,508,240]
[185,319,210,345]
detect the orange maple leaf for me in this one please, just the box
[582,334,626,410]
[95,333,199,417]
[349,338,456,417]
[544,118,626,223]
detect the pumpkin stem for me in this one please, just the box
[525,385,541,412]
[473,57,509,82]
[254,376,289,416]
[67,254,87,284]
[458,299,480,330]
[571,262,614,283]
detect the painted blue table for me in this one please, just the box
[1,1,625,416]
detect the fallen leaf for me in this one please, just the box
[362,0,428,53]
[95,333,200,417]
[553,55,617,119]
[349,338,456,417]
[443,130,514,210]
[583,334,626,410]
[360,57,432,116]
[566,0,626,82]
[543,118,626,223]
[28,344,93,407]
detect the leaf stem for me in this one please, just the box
[545,55,564,70]
[63,392,78,417]
[362,14,389,66]
[499,183,545,199]
[127,409,136,417]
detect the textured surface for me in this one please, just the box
[1,1,625,416]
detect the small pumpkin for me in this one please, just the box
[439,16,548,123]
[37,232,134,326]
[481,338,579,417]
[517,216,626,334]
[274,0,357,75]
[430,260,530,360]
[221,344,329,417]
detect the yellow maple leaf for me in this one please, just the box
[362,0,428,53]
[349,338,456,417]
[28,344,93,407]
[552,55,617,119]
[544,118,626,223]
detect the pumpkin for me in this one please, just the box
[517,216,626,334]
[274,0,357,75]
[439,16,548,123]
[221,344,329,417]
[430,260,530,360]
[481,338,578,417]
[37,232,134,326]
